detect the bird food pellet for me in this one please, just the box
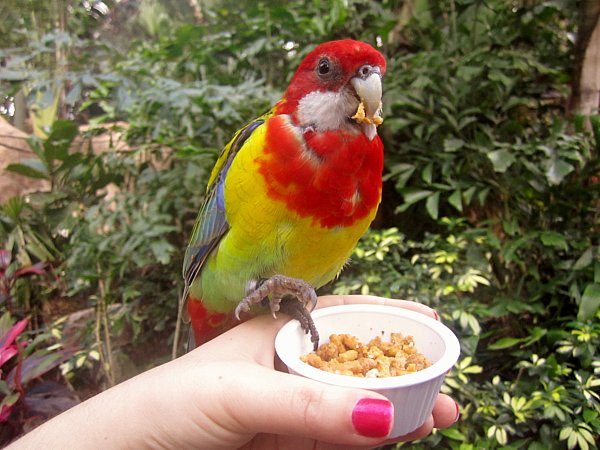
[300,332,431,377]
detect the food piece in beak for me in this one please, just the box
[352,101,383,126]
[350,72,383,129]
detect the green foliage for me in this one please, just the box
[0,313,75,444]
[335,1,600,447]
[1,0,599,448]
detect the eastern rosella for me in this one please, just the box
[182,39,386,349]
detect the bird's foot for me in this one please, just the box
[235,275,319,350]
[277,296,320,351]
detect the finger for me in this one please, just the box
[395,415,434,442]
[222,365,394,447]
[317,295,439,320]
[350,393,457,446]
[431,394,460,429]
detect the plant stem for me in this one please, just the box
[96,263,115,386]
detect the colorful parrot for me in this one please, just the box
[182,39,386,349]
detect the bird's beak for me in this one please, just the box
[351,70,382,120]
[350,66,383,140]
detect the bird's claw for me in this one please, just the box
[235,275,320,349]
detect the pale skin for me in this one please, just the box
[9,295,459,450]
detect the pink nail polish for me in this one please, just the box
[433,309,440,321]
[454,401,461,423]
[352,398,393,438]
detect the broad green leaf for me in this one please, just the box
[448,189,463,212]
[5,160,50,179]
[487,149,516,173]
[573,247,593,270]
[463,186,476,205]
[488,337,525,350]
[65,82,82,105]
[456,65,481,81]
[44,120,78,161]
[539,231,568,250]
[402,189,433,205]
[438,427,467,441]
[577,283,600,320]
[559,426,573,441]
[488,70,513,88]
[443,138,464,153]
[0,392,20,408]
[421,162,433,184]
[389,163,415,189]
[545,158,574,185]
[426,192,440,219]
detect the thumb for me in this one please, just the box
[219,363,394,446]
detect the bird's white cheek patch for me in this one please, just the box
[297,91,358,132]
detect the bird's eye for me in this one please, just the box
[317,58,330,76]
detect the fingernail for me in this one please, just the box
[352,398,393,438]
[432,309,440,321]
[454,401,461,423]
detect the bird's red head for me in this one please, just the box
[277,40,387,140]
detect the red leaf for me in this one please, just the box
[8,350,72,387]
[0,346,18,367]
[0,318,29,349]
[13,262,48,278]
[0,250,11,271]
[0,404,14,422]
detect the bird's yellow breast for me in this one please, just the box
[196,115,382,312]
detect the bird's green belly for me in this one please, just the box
[192,213,373,313]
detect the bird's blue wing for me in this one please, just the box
[182,118,265,291]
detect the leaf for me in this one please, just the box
[0,250,11,270]
[150,240,174,265]
[43,120,79,161]
[463,186,477,205]
[402,189,433,205]
[390,163,416,189]
[539,231,568,250]
[438,427,467,441]
[559,426,573,441]
[488,336,526,350]
[488,70,513,88]
[5,161,50,180]
[8,350,71,387]
[545,158,573,185]
[573,247,594,270]
[0,318,28,349]
[577,283,600,320]
[448,189,463,212]
[421,162,433,184]
[65,82,82,105]
[13,262,48,278]
[0,392,20,411]
[426,192,440,219]
[443,138,464,153]
[487,149,516,173]
[456,65,481,81]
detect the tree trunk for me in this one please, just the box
[570,0,600,122]
[187,0,203,23]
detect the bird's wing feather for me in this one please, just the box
[182,116,266,292]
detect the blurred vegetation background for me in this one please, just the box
[0,0,598,448]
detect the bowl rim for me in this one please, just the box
[275,303,461,389]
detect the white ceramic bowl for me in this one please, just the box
[275,303,460,438]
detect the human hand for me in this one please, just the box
[138,295,459,449]
[9,295,459,450]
